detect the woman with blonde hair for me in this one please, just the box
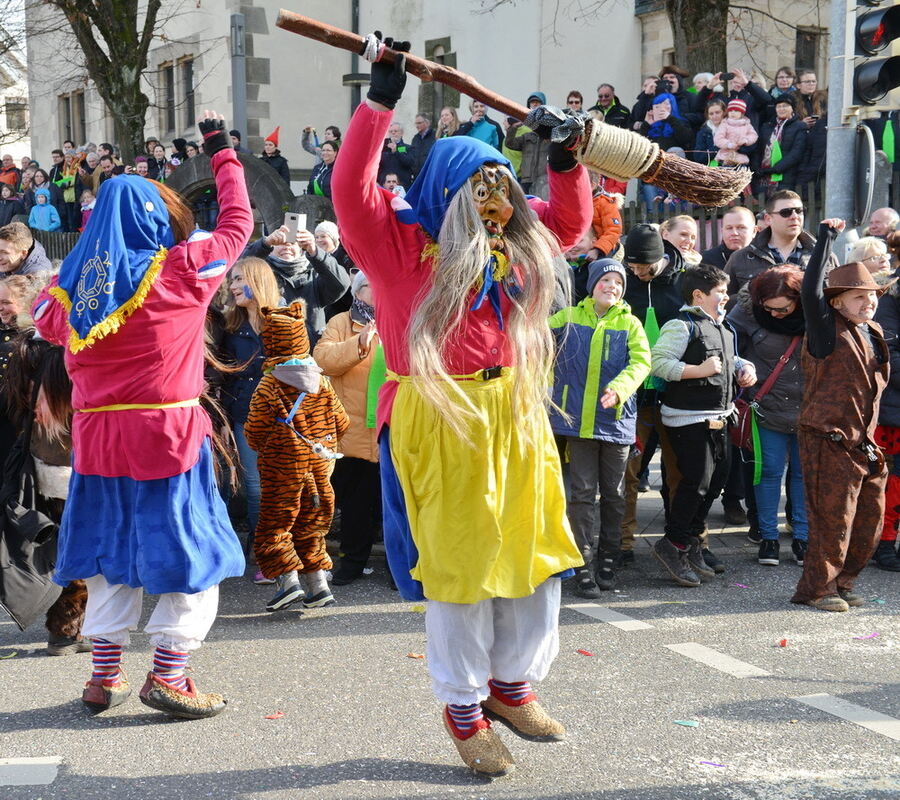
[661,215,702,265]
[436,106,460,138]
[849,237,893,283]
[220,256,281,583]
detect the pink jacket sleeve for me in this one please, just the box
[166,148,254,301]
[331,104,414,282]
[527,165,593,253]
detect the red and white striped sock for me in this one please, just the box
[151,646,190,691]
[90,638,122,686]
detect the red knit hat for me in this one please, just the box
[727,99,747,115]
[265,126,280,146]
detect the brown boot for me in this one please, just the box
[138,672,227,719]
[443,708,515,777]
[482,692,566,742]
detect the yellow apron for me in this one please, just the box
[388,369,583,604]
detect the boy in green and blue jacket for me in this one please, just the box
[549,259,651,597]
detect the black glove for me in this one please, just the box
[199,117,230,157]
[547,140,578,173]
[365,32,410,110]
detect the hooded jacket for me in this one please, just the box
[549,295,651,444]
[27,189,61,232]
[505,92,551,190]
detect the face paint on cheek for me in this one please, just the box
[242,284,254,300]
[470,166,514,248]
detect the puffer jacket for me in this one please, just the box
[727,284,804,434]
[312,311,380,462]
[548,296,651,444]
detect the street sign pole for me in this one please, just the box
[826,0,858,233]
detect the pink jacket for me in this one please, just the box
[714,117,758,151]
[332,103,592,433]
[33,149,253,480]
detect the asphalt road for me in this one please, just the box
[1,472,899,800]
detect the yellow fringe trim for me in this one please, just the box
[420,241,440,264]
[50,247,168,354]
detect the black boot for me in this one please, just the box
[873,540,900,572]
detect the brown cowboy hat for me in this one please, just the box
[824,261,897,297]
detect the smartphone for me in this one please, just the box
[809,115,820,120]
[283,212,306,242]
[721,72,736,81]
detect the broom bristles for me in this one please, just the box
[640,151,752,208]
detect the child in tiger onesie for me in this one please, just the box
[244,301,349,612]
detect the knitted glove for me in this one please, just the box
[362,32,410,110]
[199,117,230,157]
[547,140,579,173]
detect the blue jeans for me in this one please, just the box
[641,181,665,213]
[233,423,261,531]
[753,426,808,541]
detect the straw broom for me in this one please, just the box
[275,10,751,207]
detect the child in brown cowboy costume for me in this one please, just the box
[793,219,892,612]
[245,301,349,612]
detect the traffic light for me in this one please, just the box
[854,0,900,105]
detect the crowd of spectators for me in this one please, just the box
[2,61,900,630]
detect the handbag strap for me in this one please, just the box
[753,335,801,404]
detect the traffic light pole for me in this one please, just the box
[825,0,858,233]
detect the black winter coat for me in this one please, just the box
[875,284,900,427]
[259,152,291,185]
[378,139,415,188]
[0,197,26,227]
[758,116,807,190]
[410,128,436,176]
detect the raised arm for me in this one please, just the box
[801,221,841,359]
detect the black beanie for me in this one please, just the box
[229,129,241,140]
[624,223,664,264]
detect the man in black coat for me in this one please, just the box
[700,206,756,269]
[410,113,436,177]
[378,122,414,188]
[587,84,630,128]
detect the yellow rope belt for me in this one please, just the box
[77,398,201,413]
[386,367,509,383]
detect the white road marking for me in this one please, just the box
[0,757,62,786]
[567,603,654,631]
[795,693,900,741]
[665,642,771,678]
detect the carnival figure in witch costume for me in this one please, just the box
[332,34,592,776]
[32,111,253,719]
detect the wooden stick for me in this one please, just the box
[275,9,529,120]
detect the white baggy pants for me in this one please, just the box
[425,578,561,705]
[81,574,219,651]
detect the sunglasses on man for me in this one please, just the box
[772,207,804,218]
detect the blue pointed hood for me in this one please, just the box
[52,175,175,352]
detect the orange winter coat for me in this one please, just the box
[591,193,623,257]
[313,311,380,463]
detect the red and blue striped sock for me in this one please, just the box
[90,638,122,686]
[152,646,189,691]
[489,679,535,705]
[446,703,484,734]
